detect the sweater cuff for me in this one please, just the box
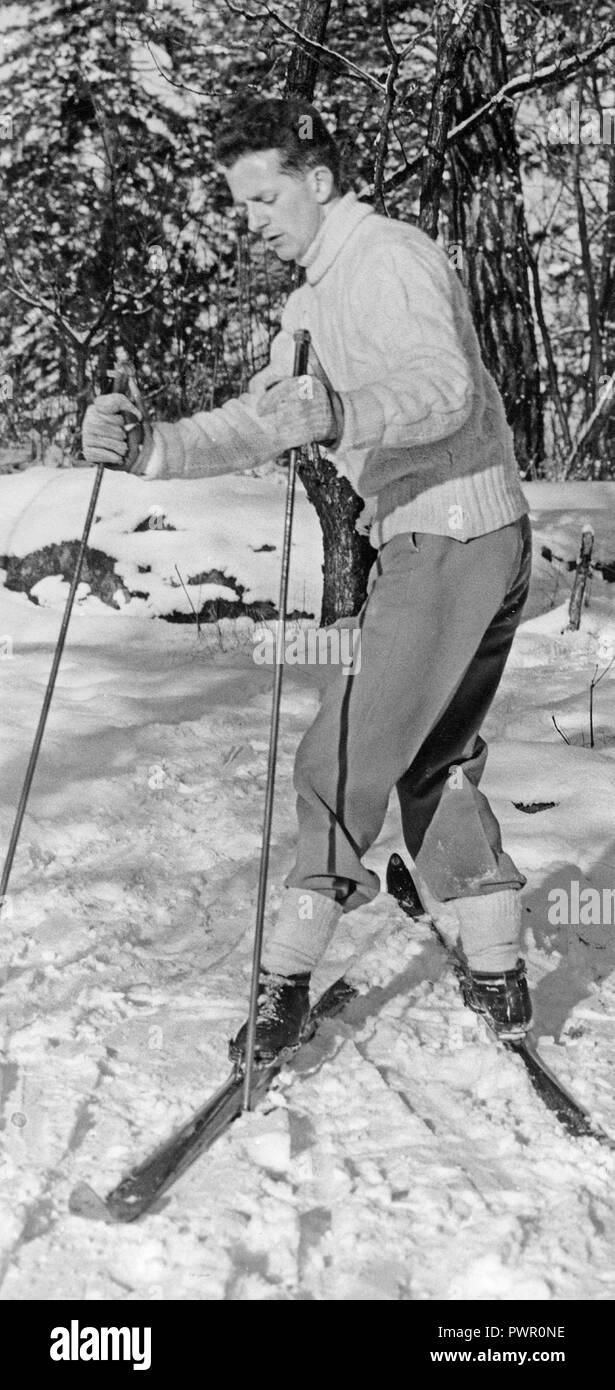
[336,387,384,451]
[140,428,167,479]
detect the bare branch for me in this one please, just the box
[223,0,386,94]
[419,0,483,236]
[0,212,84,346]
[372,1,401,212]
[143,41,215,99]
[379,0,398,66]
[598,149,615,324]
[552,715,571,744]
[385,25,615,194]
[564,369,615,475]
[572,126,603,412]
[525,236,572,457]
[82,287,116,351]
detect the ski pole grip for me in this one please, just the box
[291,328,310,380]
[110,359,144,470]
[111,363,127,395]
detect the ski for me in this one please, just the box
[386,852,615,1148]
[68,976,357,1223]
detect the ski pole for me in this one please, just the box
[0,362,135,916]
[242,328,311,1109]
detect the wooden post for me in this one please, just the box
[568,524,594,630]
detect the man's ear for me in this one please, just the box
[307,164,337,205]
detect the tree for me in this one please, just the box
[283,0,377,624]
[447,1,543,476]
[0,0,238,448]
[3,0,615,537]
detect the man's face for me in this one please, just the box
[224,149,327,262]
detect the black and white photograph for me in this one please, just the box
[1,0,615,1335]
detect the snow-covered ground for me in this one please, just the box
[0,465,324,620]
[1,470,615,1301]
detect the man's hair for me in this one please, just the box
[214,95,342,189]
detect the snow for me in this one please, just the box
[0,466,324,620]
[1,472,615,1301]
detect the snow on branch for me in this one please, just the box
[222,0,386,95]
[564,369,615,476]
[0,210,115,351]
[384,25,615,193]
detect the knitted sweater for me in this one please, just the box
[143,192,529,545]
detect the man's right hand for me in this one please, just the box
[82,393,146,469]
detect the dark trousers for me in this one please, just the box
[286,515,532,910]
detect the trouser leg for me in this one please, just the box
[267,518,531,975]
[396,515,532,966]
[397,516,532,897]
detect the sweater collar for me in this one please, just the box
[297,191,374,284]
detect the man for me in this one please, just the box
[82,96,533,1062]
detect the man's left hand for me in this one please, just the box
[256,376,342,450]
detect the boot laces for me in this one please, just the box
[257,979,286,1024]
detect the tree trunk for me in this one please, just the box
[447,1,543,477]
[596,148,615,473]
[286,0,333,97]
[419,0,482,239]
[92,1,122,394]
[284,0,376,624]
[298,449,375,621]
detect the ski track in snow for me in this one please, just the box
[1,481,615,1300]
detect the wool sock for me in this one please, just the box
[410,868,522,973]
[453,889,522,973]
[261,887,342,978]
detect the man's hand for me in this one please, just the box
[82,393,153,470]
[256,376,342,451]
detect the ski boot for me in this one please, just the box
[460,957,533,1041]
[229,968,311,1065]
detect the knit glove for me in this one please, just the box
[256,376,343,450]
[81,393,154,471]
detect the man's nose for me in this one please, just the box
[247,204,268,233]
